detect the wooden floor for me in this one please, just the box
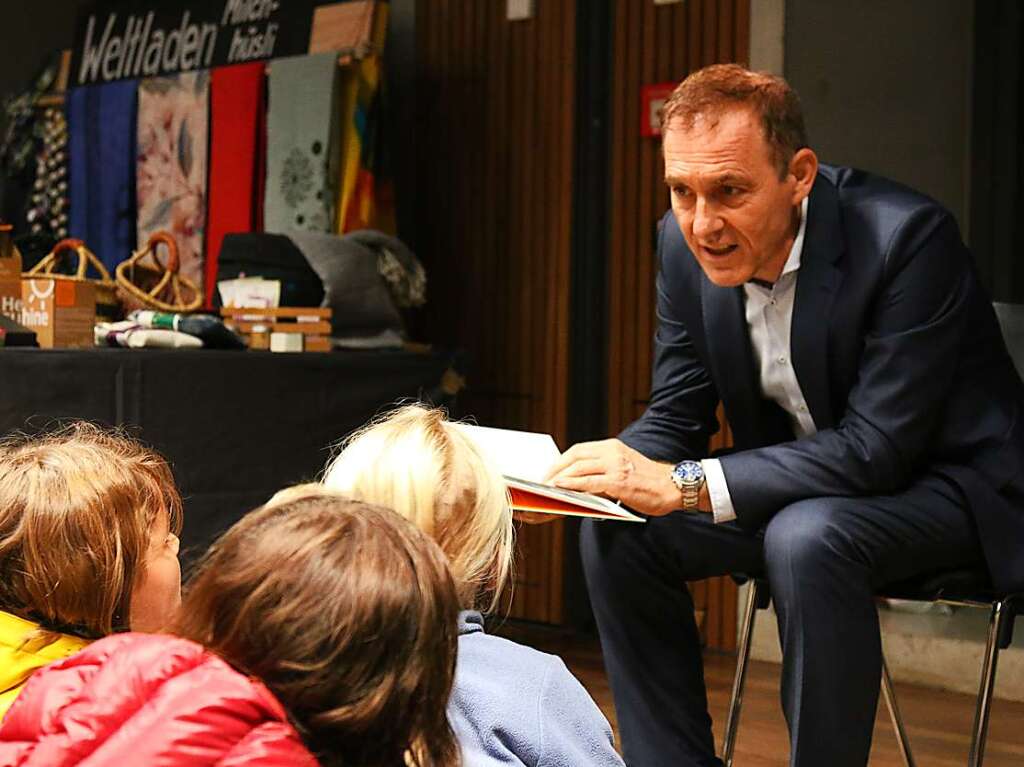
[494,621,1024,766]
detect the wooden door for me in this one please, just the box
[606,0,750,650]
[415,0,576,623]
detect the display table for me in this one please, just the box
[0,347,458,566]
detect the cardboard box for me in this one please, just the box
[21,279,96,348]
[0,236,21,326]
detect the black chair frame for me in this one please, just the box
[721,576,1022,767]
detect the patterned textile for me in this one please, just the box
[205,62,266,306]
[136,72,210,291]
[1,52,63,236]
[67,80,138,274]
[264,53,339,234]
[28,108,69,241]
[336,1,394,234]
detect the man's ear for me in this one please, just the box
[788,147,818,204]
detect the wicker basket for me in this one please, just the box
[25,238,119,318]
[115,232,202,313]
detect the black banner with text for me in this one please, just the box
[71,0,332,86]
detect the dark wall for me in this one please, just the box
[0,1,89,230]
[970,0,1024,303]
[382,0,416,248]
[784,0,972,233]
[0,1,88,109]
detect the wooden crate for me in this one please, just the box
[220,307,333,353]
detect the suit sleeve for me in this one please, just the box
[618,217,720,462]
[720,211,972,530]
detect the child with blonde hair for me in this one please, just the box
[324,404,625,767]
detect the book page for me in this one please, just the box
[451,423,561,482]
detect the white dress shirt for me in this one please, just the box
[702,197,815,523]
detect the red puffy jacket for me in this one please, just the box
[0,633,318,766]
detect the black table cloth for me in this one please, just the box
[0,347,457,566]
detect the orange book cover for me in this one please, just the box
[508,486,642,521]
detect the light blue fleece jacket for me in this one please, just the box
[450,611,625,767]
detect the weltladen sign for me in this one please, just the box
[71,0,346,86]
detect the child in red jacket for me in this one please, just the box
[0,489,462,767]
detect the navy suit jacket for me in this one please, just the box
[620,165,1024,592]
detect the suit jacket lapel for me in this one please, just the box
[701,277,762,446]
[791,174,844,430]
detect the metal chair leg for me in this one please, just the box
[968,600,1009,767]
[880,653,916,767]
[722,580,761,767]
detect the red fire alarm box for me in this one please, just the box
[641,82,677,137]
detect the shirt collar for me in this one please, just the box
[744,196,808,298]
[780,196,809,278]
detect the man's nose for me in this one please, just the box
[692,197,722,239]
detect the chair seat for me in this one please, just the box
[736,567,999,605]
[880,567,996,604]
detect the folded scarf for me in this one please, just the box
[336,1,394,234]
[264,53,339,234]
[67,80,138,274]
[204,62,266,306]
[136,71,210,292]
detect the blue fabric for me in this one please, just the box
[449,611,624,767]
[68,80,138,274]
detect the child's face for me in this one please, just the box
[128,510,182,632]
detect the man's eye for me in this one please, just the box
[722,185,742,196]
[673,186,692,198]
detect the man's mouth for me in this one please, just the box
[701,243,738,257]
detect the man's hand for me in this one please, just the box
[544,439,692,517]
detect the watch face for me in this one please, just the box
[674,461,703,483]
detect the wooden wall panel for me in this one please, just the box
[607,0,749,651]
[415,1,575,624]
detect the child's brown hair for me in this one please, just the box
[0,422,182,637]
[174,487,461,767]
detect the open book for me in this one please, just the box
[452,423,645,523]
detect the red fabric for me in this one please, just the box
[204,62,267,307]
[0,633,317,767]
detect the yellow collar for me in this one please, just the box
[0,610,90,661]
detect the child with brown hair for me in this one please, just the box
[0,422,183,716]
[0,488,462,767]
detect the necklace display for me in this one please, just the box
[26,107,69,240]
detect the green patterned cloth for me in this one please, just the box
[264,53,340,234]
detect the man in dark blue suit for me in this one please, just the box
[547,64,1024,766]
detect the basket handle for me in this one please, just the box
[27,238,114,283]
[147,232,180,274]
[51,239,89,279]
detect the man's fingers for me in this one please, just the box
[549,458,608,482]
[544,439,622,481]
[545,443,594,481]
[552,473,609,497]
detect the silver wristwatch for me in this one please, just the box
[670,460,705,510]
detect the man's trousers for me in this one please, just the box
[580,473,985,767]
